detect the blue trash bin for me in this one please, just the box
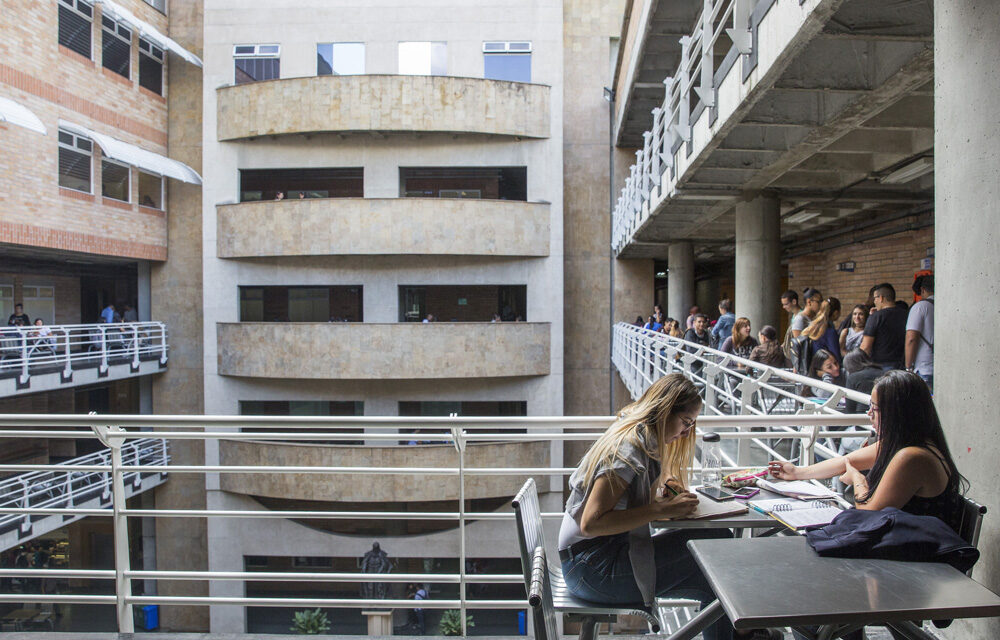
[142,604,159,630]
[518,610,526,635]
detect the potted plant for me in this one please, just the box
[439,609,474,636]
[290,608,331,635]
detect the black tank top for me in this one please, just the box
[900,446,963,534]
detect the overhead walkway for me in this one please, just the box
[0,322,168,398]
[0,438,169,552]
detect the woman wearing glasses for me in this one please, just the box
[769,370,966,521]
[558,374,759,640]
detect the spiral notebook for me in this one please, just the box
[750,498,842,529]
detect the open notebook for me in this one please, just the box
[676,497,748,520]
[757,479,837,500]
[751,498,843,529]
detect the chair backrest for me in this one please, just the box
[527,545,560,640]
[955,495,987,549]
[512,478,546,585]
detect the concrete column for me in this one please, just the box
[734,196,781,332]
[137,261,151,321]
[667,242,694,323]
[935,3,1000,638]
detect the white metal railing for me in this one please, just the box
[0,438,168,541]
[0,322,168,385]
[613,322,873,464]
[613,0,758,253]
[0,411,871,635]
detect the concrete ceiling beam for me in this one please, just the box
[792,152,875,172]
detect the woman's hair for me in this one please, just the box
[858,370,967,503]
[842,349,879,375]
[578,373,702,494]
[635,316,644,325]
[850,304,869,329]
[731,317,751,349]
[802,297,841,340]
[758,325,778,342]
[809,348,835,379]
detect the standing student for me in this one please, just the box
[720,317,758,361]
[559,375,743,640]
[905,275,934,391]
[800,297,842,363]
[861,283,908,370]
[779,290,802,358]
[711,299,735,348]
[839,304,868,354]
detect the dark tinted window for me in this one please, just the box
[235,58,279,84]
[102,16,131,78]
[139,38,163,95]
[59,0,92,59]
[101,160,129,201]
[239,167,363,201]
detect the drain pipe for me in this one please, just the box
[605,87,616,413]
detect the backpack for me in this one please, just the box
[789,334,814,375]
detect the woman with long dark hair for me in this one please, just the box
[839,304,868,354]
[770,370,966,520]
[719,317,758,361]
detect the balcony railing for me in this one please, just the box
[0,396,871,634]
[0,322,168,390]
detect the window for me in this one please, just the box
[58,128,93,193]
[234,44,280,84]
[102,15,132,79]
[0,286,13,323]
[317,42,364,76]
[22,286,55,325]
[483,41,531,82]
[143,0,166,13]
[139,38,164,95]
[239,286,363,322]
[138,171,163,208]
[399,167,527,201]
[59,0,93,59]
[398,285,526,322]
[398,42,446,76]
[239,400,364,446]
[239,167,363,202]
[101,159,130,202]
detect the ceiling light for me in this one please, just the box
[879,157,934,184]
[784,210,821,224]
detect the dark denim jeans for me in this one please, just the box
[561,529,735,640]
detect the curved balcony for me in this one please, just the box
[218,439,550,502]
[216,75,551,141]
[217,198,550,258]
[217,322,551,379]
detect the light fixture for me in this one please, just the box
[879,157,934,184]
[603,87,615,102]
[784,210,821,224]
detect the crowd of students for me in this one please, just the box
[633,275,935,396]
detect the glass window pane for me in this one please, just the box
[138,171,162,208]
[399,42,445,76]
[102,160,129,201]
[235,57,279,84]
[316,44,333,75]
[484,54,531,82]
[287,287,329,322]
[139,48,163,95]
[102,20,131,79]
[59,4,91,59]
[59,147,91,192]
[239,288,264,322]
[430,42,447,75]
[332,43,364,75]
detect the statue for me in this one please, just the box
[359,541,394,599]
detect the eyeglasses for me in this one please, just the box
[679,415,697,433]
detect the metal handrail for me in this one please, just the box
[612,0,758,253]
[0,411,869,633]
[0,321,168,385]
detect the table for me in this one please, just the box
[652,488,796,531]
[1,609,38,631]
[687,536,1000,639]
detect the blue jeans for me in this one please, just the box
[561,529,734,640]
[919,373,933,395]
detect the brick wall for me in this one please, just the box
[787,223,933,310]
[0,272,82,324]
[0,0,170,260]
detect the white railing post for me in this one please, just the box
[99,326,109,374]
[727,0,754,55]
[158,322,168,365]
[695,0,716,107]
[131,325,140,369]
[19,329,29,385]
[450,419,468,636]
[672,37,692,143]
[62,327,73,379]
[93,424,135,633]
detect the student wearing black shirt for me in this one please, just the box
[861,283,908,370]
[7,304,29,327]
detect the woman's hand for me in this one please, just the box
[839,458,864,487]
[768,460,799,480]
[656,491,699,519]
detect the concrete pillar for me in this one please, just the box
[734,196,781,332]
[667,242,694,323]
[935,3,1000,638]
[695,277,720,319]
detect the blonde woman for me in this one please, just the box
[801,296,842,362]
[558,374,742,640]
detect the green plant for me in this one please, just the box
[290,608,331,635]
[439,609,474,636]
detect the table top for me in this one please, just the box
[653,488,794,530]
[2,609,38,621]
[688,536,1000,630]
